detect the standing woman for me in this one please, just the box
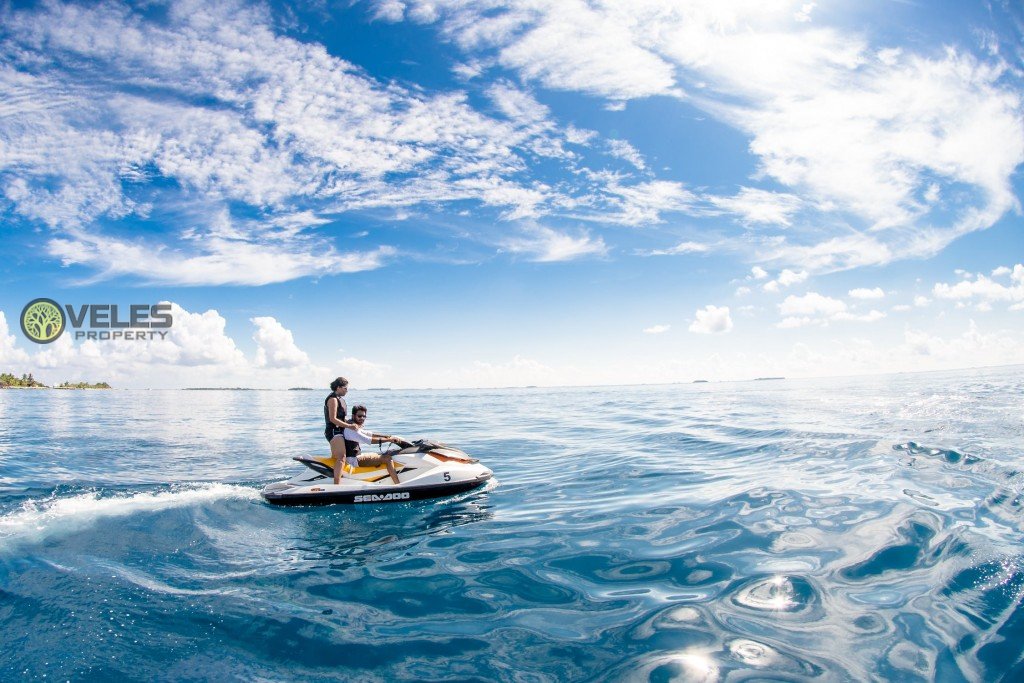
[325,376,358,484]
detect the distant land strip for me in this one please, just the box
[1,372,110,389]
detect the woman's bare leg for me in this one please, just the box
[330,437,346,485]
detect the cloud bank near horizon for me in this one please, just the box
[1,264,1021,388]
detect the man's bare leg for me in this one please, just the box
[385,456,400,484]
[358,454,401,484]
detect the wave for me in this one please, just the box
[893,441,981,465]
[0,483,259,552]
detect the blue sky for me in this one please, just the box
[0,0,1022,388]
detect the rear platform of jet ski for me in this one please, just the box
[261,439,492,506]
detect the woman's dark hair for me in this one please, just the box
[352,404,368,416]
[330,376,349,391]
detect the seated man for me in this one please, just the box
[344,405,402,484]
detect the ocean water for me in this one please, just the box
[1,366,1023,682]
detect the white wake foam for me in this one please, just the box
[0,483,260,551]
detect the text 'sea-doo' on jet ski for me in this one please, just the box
[261,438,492,505]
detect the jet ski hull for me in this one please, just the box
[262,473,491,506]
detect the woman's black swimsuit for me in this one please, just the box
[324,392,347,442]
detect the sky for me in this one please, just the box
[0,0,1022,389]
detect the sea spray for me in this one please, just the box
[0,483,259,551]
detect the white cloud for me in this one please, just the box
[778,321,1024,377]
[595,179,699,226]
[149,304,248,368]
[763,268,808,292]
[712,43,1024,247]
[833,309,886,323]
[0,303,334,388]
[0,311,31,367]
[903,320,1024,364]
[849,287,885,299]
[777,291,887,327]
[778,311,885,327]
[337,356,394,386]
[487,81,552,128]
[735,286,751,296]
[932,265,1024,306]
[373,0,406,22]
[607,139,646,170]
[643,241,711,256]
[749,266,769,280]
[643,324,670,334]
[452,60,485,80]
[778,269,809,287]
[564,125,598,145]
[689,305,733,334]
[488,3,678,100]
[779,292,846,317]
[396,0,1024,271]
[992,266,1012,277]
[26,302,246,378]
[252,317,311,368]
[914,295,931,307]
[708,187,802,226]
[47,226,397,286]
[794,3,816,23]
[777,316,816,329]
[877,48,902,67]
[765,234,894,273]
[499,224,607,262]
[1,1,672,284]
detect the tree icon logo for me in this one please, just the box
[20,298,65,344]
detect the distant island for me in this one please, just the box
[56,381,111,390]
[1,372,111,389]
[754,377,785,381]
[365,387,392,391]
[692,379,709,383]
[0,372,46,388]
[288,387,315,391]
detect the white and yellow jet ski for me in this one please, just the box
[261,438,492,505]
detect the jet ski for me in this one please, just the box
[261,438,493,506]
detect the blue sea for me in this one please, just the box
[1,366,1023,681]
